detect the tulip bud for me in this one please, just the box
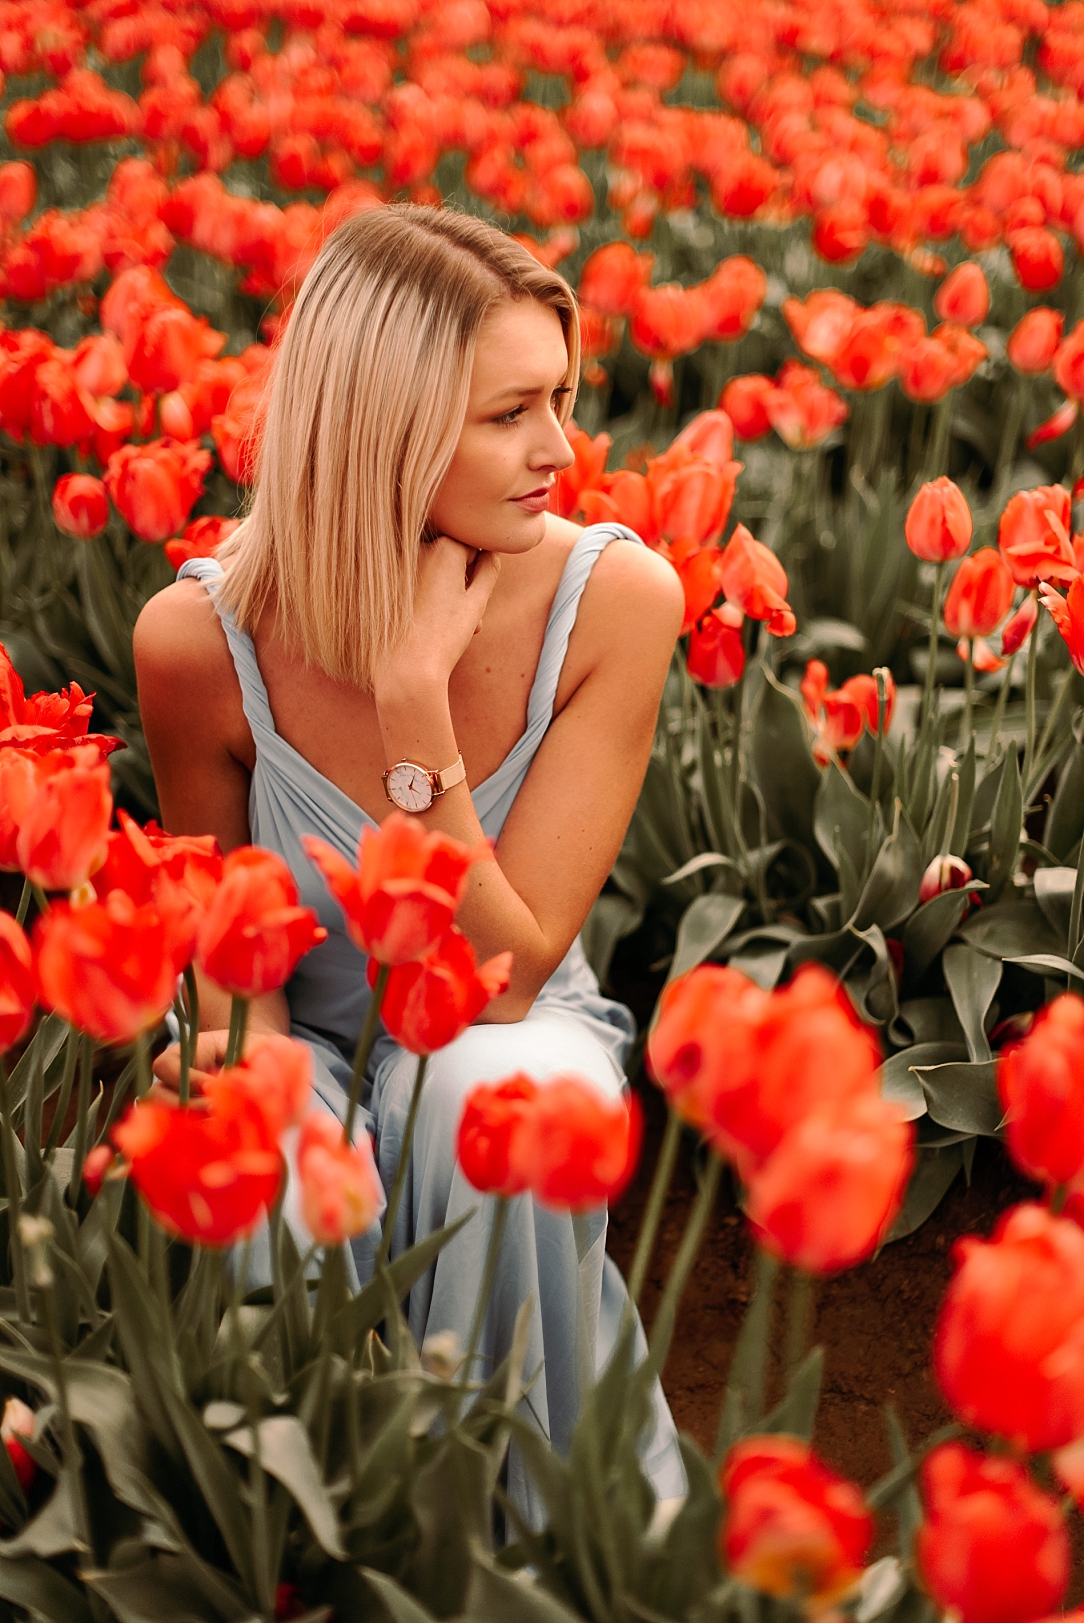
[0,1397,35,1493]
[905,477,973,561]
[1008,307,1064,375]
[82,1143,116,1196]
[934,262,989,328]
[420,1330,463,1381]
[919,853,973,904]
[52,473,109,541]
[1001,593,1038,655]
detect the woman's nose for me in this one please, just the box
[531,418,576,473]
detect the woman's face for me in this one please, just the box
[428,297,576,554]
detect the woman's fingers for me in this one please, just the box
[152,1029,231,1088]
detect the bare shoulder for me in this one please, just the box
[134,580,251,765]
[580,539,684,644]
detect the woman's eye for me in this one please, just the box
[494,405,526,426]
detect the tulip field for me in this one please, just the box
[3,0,1084,1616]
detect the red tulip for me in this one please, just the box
[998,994,1084,1186]
[456,1074,540,1197]
[998,485,1077,587]
[934,262,989,328]
[1054,320,1084,400]
[0,161,35,223]
[720,375,773,440]
[369,927,511,1055]
[71,332,127,397]
[1008,226,1064,293]
[917,1444,1068,1623]
[667,409,736,469]
[1009,308,1064,374]
[919,854,974,905]
[52,473,109,541]
[719,1435,872,1608]
[551,424,611,520]
[1040,577,1084,677]
[676,548,724,635]
[0,912,34,1054]
[943,548,1014,639]
[204,1033,313,1140]
[15,749,112,891]
[783,290,860,366]
[934,1203,1084,1452]
[577,242,654,317]
[29,359,97,448]
[1001,593,1039,656]
[303,813,491,967]
[506,1075,641,1212]
[296,1112,383,1244]
[104,437,212,543]
[811,201,869,264]
[1,1397,35,1494]
[897,334,958,403]
[718,525,795,636]
[905,478,973,562]
[629,283,705,361]
[654,460,739,549]
[125,304,225,396]
[764,361,848,450]
[197,846,327,998]
[113,1089,282,1248]
[695,255,766,341]
[35,890,178,1044]
[746,1092,913,1273]
[687,606,746,689]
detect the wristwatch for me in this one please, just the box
[382,753,467,813]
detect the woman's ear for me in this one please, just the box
[420,518,439,545]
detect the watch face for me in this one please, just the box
[386,762,434,813]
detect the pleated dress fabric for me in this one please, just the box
[177,525,686,1522]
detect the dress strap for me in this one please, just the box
[176,557,277,741]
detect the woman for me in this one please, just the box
[135,204,686,1521]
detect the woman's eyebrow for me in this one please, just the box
[483,381,572,406]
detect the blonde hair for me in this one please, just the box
[216,204,580,690]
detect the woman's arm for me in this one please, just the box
[374,537,684,1020]
[133,582,292,1075]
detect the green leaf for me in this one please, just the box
[7,1014,68,1122]
[329,1210,474,1351]
[463,1558,586,1622]
[1007,953,1084,982]
[582,892,644,987]
[881,1044,968,1119]
[751,669,822,852]
[891,999,966,1046]
[814,762,870,881]
[405,1432,491,1617]
[223,1415,346,1559]
[942,944,1001,1064]
[958,899,1060,960]
[1045,722,1084,860]
[900,882,987,983]
[361,1570,438,1623]
[884,1408,923,1561]
[715,1251,779,1458]
[85,1551,257,1623]
[913,1061,1001,1136]
[0,1553,94,1623]
[1034,867,1077,948]
[885,1145,965,1242]
[668,893,745,981]
[985,747,1022,904]
[156,1382,256,1597]
[0,1467,86,1559]
[761,1348,823,1442]
[921,766,958,869]
[852,804,923,932]
[950,737,976,858]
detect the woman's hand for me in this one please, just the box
[151,1029,232,1098]
[372,536,501,701]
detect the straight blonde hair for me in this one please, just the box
[216,204,580,690]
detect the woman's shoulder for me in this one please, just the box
[134,577,235,684]
[582,531,684,629]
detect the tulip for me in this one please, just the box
[811,201,869,264]
[1040,577,1084,677]
[905,478,972,561]
[163,514,240,572]
[655,460,739,549]
[942,548,1014,639]
[1054,320,1084,401]
[1008,225,1064,293]
[125,303,225,395]
[676,548,724,635]
[745,1093,913,1274]
[550,424,611,520]
[0,162,35,224]
[104,437,212,543]
[934,262,989,328]
[203,1033,313,1140]
[577,242,654,317]
[999,993,1084,1186]
[369,927,511,1055]
[719,1435,872,1609]
[897,334,958,403]
[917,1444,1068,1623]
[29,359,97,447]
[830,304,923,392]
[783,290,860,366]
[687,607,746,689]
[456,1074,539,1197]
[52,473,109,541]
[71,332,127,397]
[113,1091,283,1248]
[720,375,773,440]
[91,807,216,974]
[303,813,491,968]
[506,1075,641,1212]
[35,890,178,1045]
[0,1397,35,1494]
[764,361,848,450]
[1008,308,1064,375]
[197,846,327,998]
[647,963,880,1179]
[719,525,796,636]
[296,1111,384,1244]
[934,1203,1084,1451]
[0,912,34,1055]
[998,486,1077,587]
[695,255,767,341]
[15,750,112,892]
[667,409,736,469]
[919,854,973,905]
[1001,593,1038,656]
[629,284,705,361]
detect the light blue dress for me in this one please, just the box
[178,526,685,1521]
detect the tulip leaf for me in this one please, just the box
[463,1557,587,1622]
[900,882,987,982]
[912,1061,1001,1136]
[1007,953,1084,982]
[0,1466,86,1559]
[330,1209,474,1351]
[950,737,976,858]
[985,747,1022,903]
[582,890,644,987]
[1033,866,1078,947]
[942,944,1001,1064]
[153,1381,256,1597]
[880,1043,968,1119]
[716,1250,780,1457]
[668,892,745,981]
[957,898,1061,960]
[405,1431,492,1616]
[723,924,806,989]
[751,669,822,853]
[85,1551,261,1623]
[761,1347,824,1443]
[814,761,870,874]
[890,998,966,1047]
[921,764,959,869]
[1044,722,1084,860]
[852,803,923,932]
[0,1554,94,1623]
[224,1415,345,1560]
[661,852,730,886]
[885,1145,965,1242]
[361,1569,439,1623]
[7,1013,68,1122]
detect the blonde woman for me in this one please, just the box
[135,204,685,1520]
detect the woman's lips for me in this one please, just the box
[511,487,552,512]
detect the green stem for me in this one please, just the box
[1068,852,1084,964]
[627,1109,681,1309]
[459,1195,509,1414]
[925,392,953,480]
[344,962,389,1143]
[644,1150,722,1383]
[994,373,1028,503]
[988,651,1014,765]
[922,561,946,729]
[960,641,975,753]
[44,1026,79,1160]
[782,1267,815,1386]
[30,883,48,916]
[181,965,199,1106]
[37,1269,90,1545]
[1022,603,1039,794]
[864,668,890,879]
[0,1059,30,1322]
[134,1030,153,1098]
[13,877,30,927]
[65,1035,93,1207]
[375,1053,429,1268]
[224,995,249,1068]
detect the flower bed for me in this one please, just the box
[0,0,1083,1615]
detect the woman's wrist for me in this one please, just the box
[375,677,459,769]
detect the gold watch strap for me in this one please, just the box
[433,753,466,794]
